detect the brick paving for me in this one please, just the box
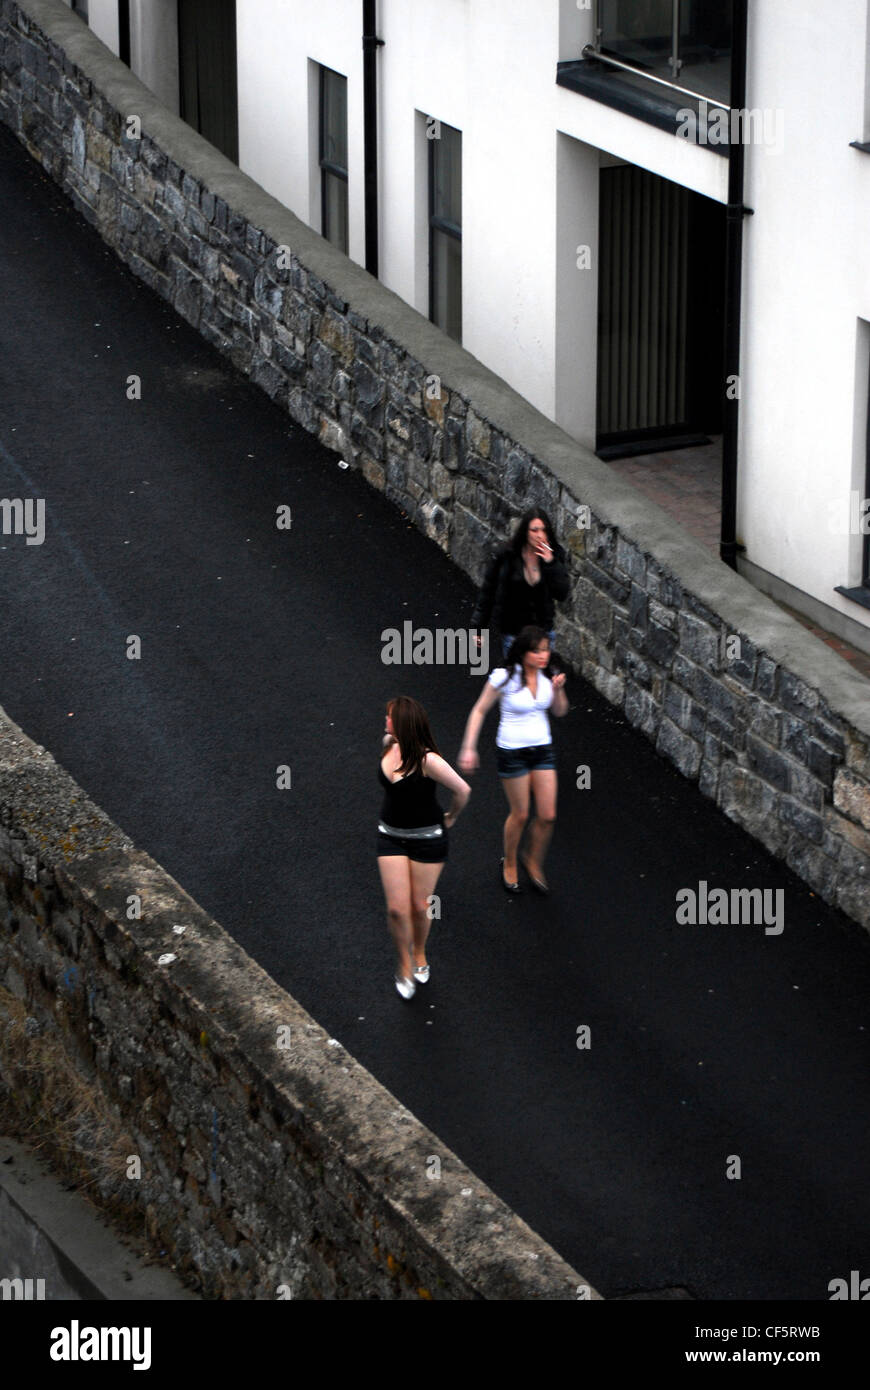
[606,436,870,682]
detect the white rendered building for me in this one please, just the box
[71,0,870,656]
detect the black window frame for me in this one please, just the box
[864,373,870,589]
[834,351,870,609]
[428,118,462,344]
[319,64,349,255]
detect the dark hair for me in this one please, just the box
[385,696,441,775]
[509,508,558,559]
[500,626,551,688]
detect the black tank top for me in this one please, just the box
[379,760,444,829]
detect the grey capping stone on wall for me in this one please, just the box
[2,0,870,942]
[0,706,597,1299]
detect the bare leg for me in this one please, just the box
[501,774,530,883]
[524,768,557,882]
[409,860,445,971]
[378,855,414,981]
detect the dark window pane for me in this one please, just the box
[678,0,732,103]
[599,0,732,102]
[429,119,461,341]
[432,123,461,228]
[865,360,870,587]
[599,0,674,83]
[323,171,348,254]
[320,66,348,253]
[432,228,461,342]
[178,0,238,163]
[322,68,348,171]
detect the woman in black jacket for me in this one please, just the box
[471,509,570,660]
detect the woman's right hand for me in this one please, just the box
[458,747,479,773]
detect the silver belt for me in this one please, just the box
[378,821,444,840]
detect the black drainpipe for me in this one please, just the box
[362,0,384,277]
[720,0,751,570]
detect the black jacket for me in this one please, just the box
[470,544,570,635]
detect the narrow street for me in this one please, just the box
[2,120,869,1300]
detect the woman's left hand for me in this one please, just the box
[552,672,566,689]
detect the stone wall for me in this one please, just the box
[1,0,870,936]
[0,709,592,1299]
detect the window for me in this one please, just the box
[864,367,870,590]
[428,120,461,343]
[598,0,674,86]
[178,0,239,163]
[864,1,870,144]
[596,0,732,104]
[853,2,870,150]
[319,66,348,255]
[834,322,870,609]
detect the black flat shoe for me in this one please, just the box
[501,857,522,894]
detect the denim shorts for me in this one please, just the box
[496,743,556,779]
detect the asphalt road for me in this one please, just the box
[2,120,869,1300]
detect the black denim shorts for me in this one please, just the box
[376,823,449,863]
[496,743,556,779]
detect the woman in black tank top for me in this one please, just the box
[378,696,471,1000]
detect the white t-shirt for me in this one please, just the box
[488,667,553,749]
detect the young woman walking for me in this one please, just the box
[471,509,570,660]
[378,696,471,999]
[459,627,568,894]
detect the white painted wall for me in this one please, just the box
[84,0,119,54]
[234,0,729,428]
[237,0,366,261]
[130,0,179,115]
[738,0,870,632]
[64,0,179,115]
[380,0,470,322]
[128,0,870,638]
[555,131,599,447]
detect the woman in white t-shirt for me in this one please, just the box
[459,626,568,894]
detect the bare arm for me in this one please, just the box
[459,681,501,771]
[422,752,471,827]
[549,672,569,717]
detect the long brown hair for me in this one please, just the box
[386,696,441,776]
[509,508,558,558]
[501,625,551,688]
